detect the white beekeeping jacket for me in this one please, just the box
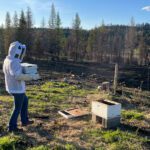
[3,41,27,94]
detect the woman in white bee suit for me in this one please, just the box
[3,41,38,132]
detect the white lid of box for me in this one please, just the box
[21,63,38,68]
[21,63,38,74]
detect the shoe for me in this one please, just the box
[8,128,23,133]
[22,120,34,126]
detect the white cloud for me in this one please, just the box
[142,6,150,11]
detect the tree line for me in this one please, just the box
[0,4,150,65]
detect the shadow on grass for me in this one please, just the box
[119,123,150,138]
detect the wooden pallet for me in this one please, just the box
[58,108,90,119]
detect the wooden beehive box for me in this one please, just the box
[92,99,121,128]
[92,99,121,119]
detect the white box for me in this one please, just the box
[92,99,121,119]
[21,63,38,74]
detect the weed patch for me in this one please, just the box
[122,110,145,120]
[0,135,20,150]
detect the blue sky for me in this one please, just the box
[0,0,150,29]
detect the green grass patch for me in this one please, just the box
[0,96,12,102]
[122,110,145,120]
[102,130,121,143]
[102,129,148,143]
[25,81,98,116]
[29,144,77,150]
[83,128,149,149]
[27,81,97,105]
[0,135,20,150]
[108,142,141,150]
[28,145,50,150]
[65,144,76,150]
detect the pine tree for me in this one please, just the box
[48,4,62,60]
[4,12,12,55]
[0,25,5,59]
[16,10,27,45]
[72,13,81,30]
[56,12,61,29]
[13,11,18,28]
[5,12,11,27]
[26,7,33,29]
[48,3,56,29]
[12,11,18,41]
[26,7,33,57]
[72,13,81,61]
[56,12,65,59]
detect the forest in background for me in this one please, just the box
[0,4,150,65]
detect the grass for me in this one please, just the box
[107,142,139,150]
[83,128,150,149]
[65,144,76,150]
[40,81,96,97]
[0,135,21,150]
[121,110,145,120]
[0,80,149,150]
[27,144,77,150]
[0,96,12,102]
[26,81,97,113]
[28,145,50,150]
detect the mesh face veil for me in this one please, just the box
[14,44,26,61]
[14,45,22,58]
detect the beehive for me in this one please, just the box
[92,99,121,128]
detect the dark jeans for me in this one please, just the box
[9,93,29,130]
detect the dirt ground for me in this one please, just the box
[0,62,150,150]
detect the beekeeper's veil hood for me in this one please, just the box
[7,41,26,62]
